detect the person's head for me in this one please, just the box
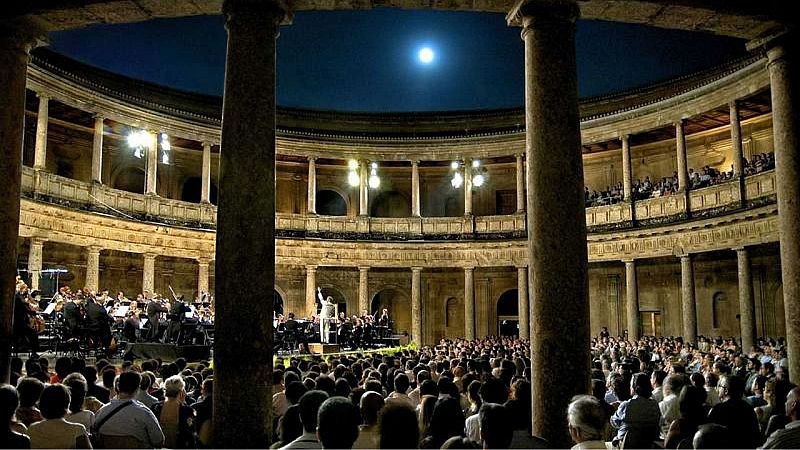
[427,397,465,447]
[54,357,72,379]
[164,375,186,400]
[298,390,329,433]
[102,367,117,390]
[39,384,71,420]
[16,377,44,408]
[663,373,685,397]
[693,423,733,448]
[117,371,142,397]
[785,387,800,421]
[359,390,385,426]
[651,370,667,388]
[286,381,308,406]
[751,375,767,396]
[379,403,420,449]
[0,384,20,425]
[393,373,410,394]
[631,372,653,398]
[479,403,513,449]
[316,397,361,449]
[62,373,88,414]
[718,375,745,402]
[478,377,508,404]
[567,395,606,444]
[677,386,707,421]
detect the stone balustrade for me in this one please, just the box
[20,166,777,239]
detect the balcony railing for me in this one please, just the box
[21,166,776,238]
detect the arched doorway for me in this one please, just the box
[274,289,284,316]
[497,289,519,336]
[317,189,348,216]
[181,177,218,204]
[371,288,411,336]
[113,167,145,194]
[371,191,410,217]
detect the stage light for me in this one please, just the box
[472,160,480,168]
[451,161,460,170]
[451,172,463,188]
[348,159,359,170]
[473,174,485,187]
[348,170,360,187]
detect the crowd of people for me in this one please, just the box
[5,330,800,449]
[584,152,776,207]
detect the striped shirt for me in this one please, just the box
[761,420,800,449]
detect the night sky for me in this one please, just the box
[49,9,747,112]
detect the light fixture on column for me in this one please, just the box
[127,129,149,158]
[159,133,171,164]
[368,161,380,189]
[450,160,463,188]
[347,159,360,187]
[473,173,485,187]
[471,160,487,187]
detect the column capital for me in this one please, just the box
[410,159,420,166]
[516,265,527,270]
[29,237,47,246]
[196,256,212,265]
[514,152,525,159]
[746,28,792,60]
[620,133,630,143]
[464,266,475,272]
[622,258,636,264]
[674,118,686,128]
[92,113,105,121]
[506,0,579,27]
[0,17,49,52]
[202,141,213,149]
[411,266,423,273]
[85,245,103,254]
[677,253,693,261]
[358,266,370,273]
[143,252,158,260]
[222,0,292,24]
[35,91,50,101]
[307,155,318,162]
[733,246,748,253]
[306,264,318,271]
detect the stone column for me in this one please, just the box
[33,92,49,171]
[730,101,746,206]
[508,2,590,446]
[359,160,369,216]
[411,160,421,217]
[680,254,698,344]
[515,153,526,213]
[145,131,158,195]
[305,265,317,318]
[736,247,756,352]
[201,141,212,203]
[27,238,45,292]
[763,34,800,382]
[85,246,101,292]
[624,259,640,340]
[215,1,286,445]
[197,257,211,296]
[621,134,633,201]
[517,266,529,339]
[307,156,317,214]
[142,253,156,295]
[0,18,47,383]
[464,160,473,216]
[464,267,475,340]
[411,267,422,344]
[91,115,104,183]
[358,266,369,315]
[675,120,691,216]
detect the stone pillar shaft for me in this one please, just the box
[197,258,210,296]
[305,266,317,318]
[307,157,317,214]
[0,19,45,383]
[736,247,756,352]
[91,116,104,183]
[359,160,369,216]
[411,267,422,344]
[358,267,369,315]
[411,161,421,217]
[510,3,590,446]
[517,266,529,339]
[33,93,48,170]
[766,39,800,381]
[28,239,44,292]
[515,154,525,213]
[214,1,284,445]
[625,260,640,340]
[464,267,475,340]
[142,253,156,295]
[676,120,688,191]
[464,160,473,215]
[85,247,101,292]
[201,142,212,203]
[622,135,633,201]
[680,255,698,344]
[731,101,745,177]
[145,131,158,195]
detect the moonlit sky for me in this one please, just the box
[48,9,747,112]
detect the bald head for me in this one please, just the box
[787,387,800,421]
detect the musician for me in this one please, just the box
[62,294,84,337]
[122,311,141,343]
[167,294,191,343]
[13,282,40,356]
[84,293,114,355]
[378,308,390,327]
[284,312,310,353]
[317,287,335,344]
[145,297,169,341]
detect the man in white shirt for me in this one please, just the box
[658,374,685,439]
[93,371,164,448]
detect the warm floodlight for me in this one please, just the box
[451,161,460,170]
[473,174,485,187]
[472,160,480,168]
[348,171,360,187]
[451,172,463,189]
[348,160,359,170]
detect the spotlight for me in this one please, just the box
[159,133,171,151]
[473,174,485,187]
[451,172,463,188]
[472,160,480,168]
[368,173,380,189]
[348,171,360,187]
[161,152,170,164]
[371,162,378,169]
[451,161,460,170]
[127,130,149,158]
[348,160,359,170]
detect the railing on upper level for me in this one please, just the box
[21,166,777,238]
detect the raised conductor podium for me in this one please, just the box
[308,343,340,355]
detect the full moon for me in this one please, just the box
[418,47,434,64]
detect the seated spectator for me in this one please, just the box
[191,377,214,448]
[62,373,94,431]
[664,385,707,449]
[748,376,768,408]
[93,371,164,449]
[27,384,91,449]
[386,373,413,408]
[272,404,302,450]
[567,395,607,450]
[420,396,464,448]
[659,374,686,439]
[707,375,760,449]
[379,403,420,449]
[279,390,328,449]
[465,377,507,443]
[1,384,30,449]
[316,397,361,449]
[135,371,158,409]
[693,423,733,448]
[760,386,800,449]
[353,391,384,449]
[79,367,109,405]
[610,372,661,447]
[15,377,44,427]
[479,403,512,449]
[153,375,196,449]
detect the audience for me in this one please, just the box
[1,384,31,449]
[316,397,361,449]
[567,395,607,450]
[26,384,91,449]
[93,371,164,448]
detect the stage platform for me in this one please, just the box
[123,342,211,361]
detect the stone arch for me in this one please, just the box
[274,284,288,316]
[181,176,218,204]
[317,188,348,216]
[496,288,519,336]
[371,287,411,335]
[371,190,410,218]
[318,285,348,316]
[444,296,464,339]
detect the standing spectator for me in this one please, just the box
[479,403,512,449]
[1,384,30,449]
[27,384,91,449]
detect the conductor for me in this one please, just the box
[317,287,335,343]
